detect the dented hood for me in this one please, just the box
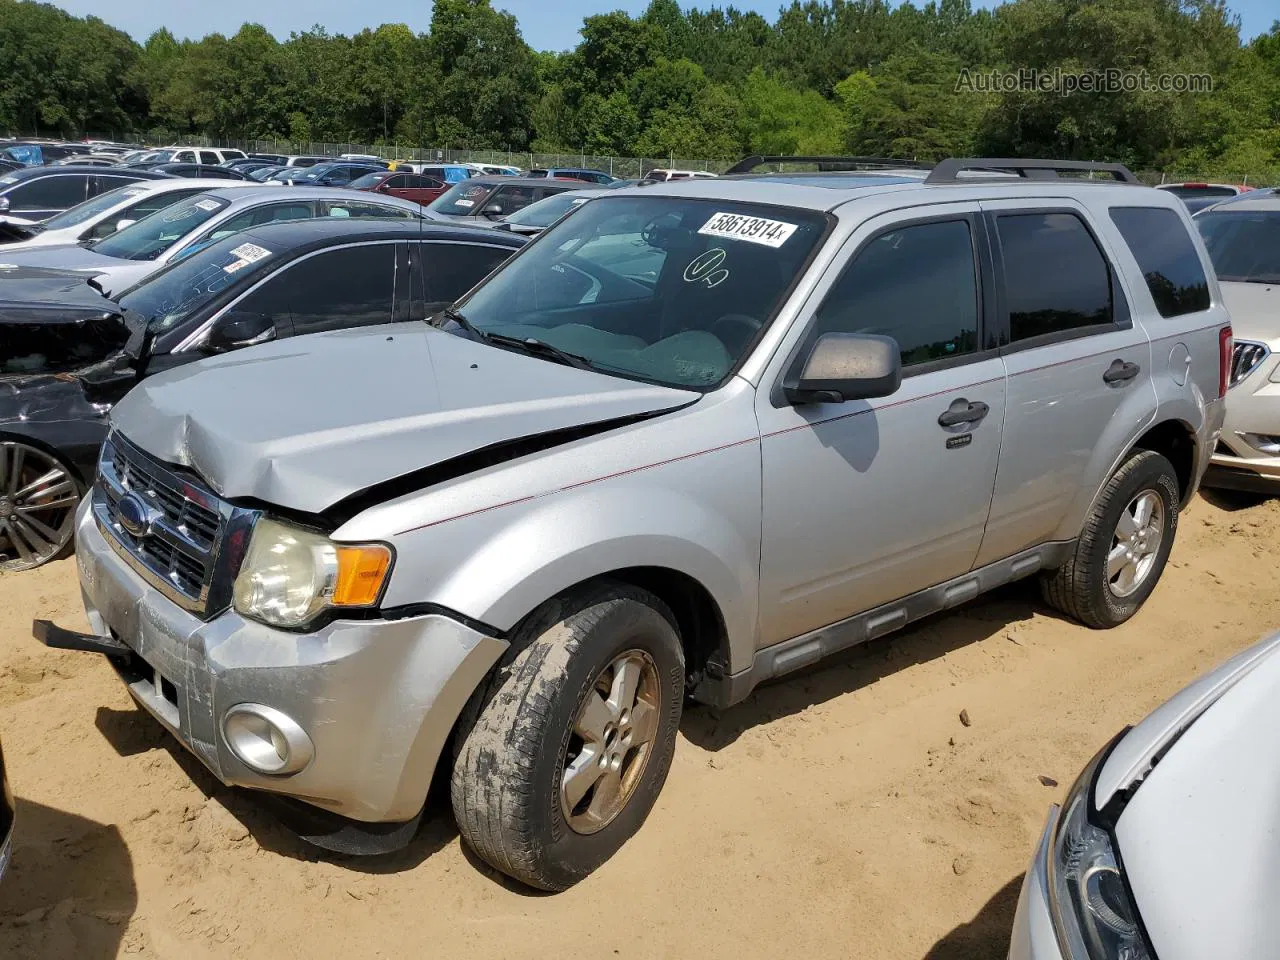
[110,322,698,515]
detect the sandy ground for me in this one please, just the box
[0,490,1275,959]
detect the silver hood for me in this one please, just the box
[110,323,698,515]
[0,242,117,275]
[1219,281,1280,344]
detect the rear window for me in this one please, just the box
[1196,210,1280,284]
[1109,207,1210,317]
[428,181,496,216]
[1164,185,1237,199]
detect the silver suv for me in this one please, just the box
[39,157,1231,891]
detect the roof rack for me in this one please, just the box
[925,158,1140,184]
[725,155,931,175]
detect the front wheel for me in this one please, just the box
[451,583,684,891]
[0,441,82,572]
[1041,449,1180,628]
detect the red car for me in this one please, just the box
[349,170,447,206]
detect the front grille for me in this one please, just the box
[1230,341,1269,387]
[94,433,231,613]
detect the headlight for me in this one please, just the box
[1048,737,1153,960]
[232,518,393,629]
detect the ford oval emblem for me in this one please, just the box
[117,494,152,538]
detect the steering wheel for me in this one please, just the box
[711,313,763,355]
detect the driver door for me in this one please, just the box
[755,204,1007,646]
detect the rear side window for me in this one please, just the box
[810,219,980,368]
[1109,207,1209,317]
[997,212,1113,342]
[7,176,87,212]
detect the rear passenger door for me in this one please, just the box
[410,240,515,318]
[973,201,1155,566]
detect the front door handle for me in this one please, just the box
[1103,359,1141,384]
[938,398,990,427]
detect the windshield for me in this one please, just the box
[505,192,592,228]
[429,180,497,216]
[94,195,230,261]
[41,184,151,230]
[287,165,330,182]
[349,172,386,190]
[452,196,827,389]
[116,233,278,333]
[1196,210,1280,283]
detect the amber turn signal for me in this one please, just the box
[332,544,393,607]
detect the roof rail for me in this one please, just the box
[725,155,931,175]
[925,158,1140,184]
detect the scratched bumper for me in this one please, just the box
[74,498,507,823]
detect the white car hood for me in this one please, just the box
[1099,633,1280,960]
[1220,281,1280,344]
[110,322,697,516]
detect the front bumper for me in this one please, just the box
[1008,806,1068,960]
[72,498,507,823]
[1205,369,1280,492]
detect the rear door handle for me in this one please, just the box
[938,398,990,427]
[1103,359,1141,384]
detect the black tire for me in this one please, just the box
[1041,449,1180,628]
[0,441,84,572]
[451,582,684,891]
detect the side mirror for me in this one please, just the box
[115,218,136,232]
[482,203,504,219]
[0,198,9,213]
[205,312,275,353]
[784,333,902,405]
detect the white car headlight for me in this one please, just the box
[232,518,393,629]
[1048,738,1153,960]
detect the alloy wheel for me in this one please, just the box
[1107,489,1165,598]
[0,442,79,572]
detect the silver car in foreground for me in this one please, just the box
[1009,631,1280,960]
[0,185,423,296]
[41,157,1230,891]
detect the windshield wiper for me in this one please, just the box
[484,333,597,371]
[431,306,489,342]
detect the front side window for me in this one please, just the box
[451,197,828,389]
[1196,210,1280,284]
[200,151,220,165]
[95,195,230,261]
[505,193,592,229]
[997,212,1114,342]
[175,201,313,260]
[318,199,415,219]
[419,242,514,307]
[488,185,537,216]
[807,219,980,368]
[277,244,397,335]
[1109,207,1210,317]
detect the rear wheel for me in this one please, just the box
[0,442,81,572]
[451,583,684,891]
[1041,449,1179,628]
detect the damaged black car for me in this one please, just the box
[0,218,525,570]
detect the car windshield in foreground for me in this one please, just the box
[116,232,278,333]
[93,195,230,262]
[42,184,150,230]
[450,196,828,389]
[429,180,497,216]
[1196,210,1280,283]
[505,193,593,228]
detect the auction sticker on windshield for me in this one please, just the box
[193,199,220,212]
[698,211,797,248]
[229,242,271,263]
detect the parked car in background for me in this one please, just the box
[0,185,423,295]
[272,162,385,186]
[50,155,119,167]
[246,153,289,165]
[220,159,279,176]
[425,176,582,223]
[1156,181,1253,213]
[248,165,287,182]
[466,163,522,177]
[418,163,474,184]
[1009,630,1280,960]
[0,160,22,176]
[491,188,601,235]
[33,157,1230,891]
[0,220,525,569]
[116,150,174,168]
[1194,196,1280,492]
[349,169,448,206]
[0,167,170,222]
[2,142,85,166]
[278,155,332,168]
[147,163,252,181]
[0,178,249,248]
[640,168,718,183]
[158,147,247,165]
[527,167,617,185]
[339,153,388,167]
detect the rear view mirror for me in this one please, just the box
[206,311,275,353]
[784,333,902,405]
[115,218,136,232]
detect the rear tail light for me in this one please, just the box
[1219,325,1234,398]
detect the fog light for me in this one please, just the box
[222,704,314,776]
[1239,432,1280,455]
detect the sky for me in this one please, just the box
[50,0,1277,51]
